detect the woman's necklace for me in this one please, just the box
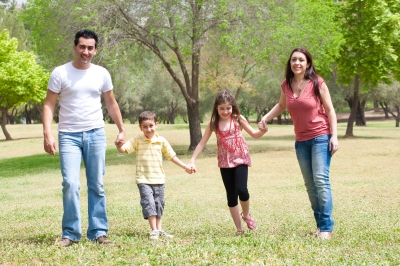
[294,78,305,99]
[297,78,304,92]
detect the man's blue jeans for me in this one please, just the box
[295,134,334,232]
[58,128,108,241]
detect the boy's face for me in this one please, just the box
[139,119,158,139]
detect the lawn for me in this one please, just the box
[0,121,399,265]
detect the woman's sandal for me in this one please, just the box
[241,212,258,230]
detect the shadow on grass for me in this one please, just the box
[1,143,295,179]
[0,153,61,179]
[0,149,137,179]
[0,136,43,142]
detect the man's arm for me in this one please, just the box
[103,90,125,146]
[43,90,58,155]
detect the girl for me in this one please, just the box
[187,90,267,234]
[258,48,338,240]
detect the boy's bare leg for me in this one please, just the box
[148,216,157,231]
[156,217,162,231]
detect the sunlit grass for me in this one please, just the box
[0,121,399,264]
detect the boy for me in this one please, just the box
[116,111,191,239]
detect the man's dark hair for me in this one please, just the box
[74,29,98,48]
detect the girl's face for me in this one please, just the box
[290,52,309,76]
[217,103,233,121]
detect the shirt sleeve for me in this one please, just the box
[100,67,113,93]
[161,138,176,160]
[48,67,62,93]
[122,137,138,154]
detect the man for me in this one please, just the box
[42,29,125,247]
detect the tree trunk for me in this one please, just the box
[355,98,366,126]
[345,75,360,137]
[25,104,32,124]
[186,100,202,151]
[373,100,380,112]
[379,102,390,118]
[1,109,13,140]
[277,114,282,125]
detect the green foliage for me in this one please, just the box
[337,0,400,86]
[219,0,343,78]
[0,6,29,51]
[0,29,49,110]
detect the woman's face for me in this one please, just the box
[290,52,309,76]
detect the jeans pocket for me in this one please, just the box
[94,128,106,137]
[314,134,330,143]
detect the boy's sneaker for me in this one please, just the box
[149,230,160,240]
[96,235,112,244]
[56,238,73,247]
[159,230,174,238]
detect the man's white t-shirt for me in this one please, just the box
[48,62,113,132]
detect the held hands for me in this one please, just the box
[114,131,125,147]
[185,162,196,174]
[258,119,268,132]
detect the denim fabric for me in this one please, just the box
[295,134,334,232]
[58,128,108,241]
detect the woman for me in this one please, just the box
[258,48,338,240]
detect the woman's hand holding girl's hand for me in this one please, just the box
[258,119,267,131]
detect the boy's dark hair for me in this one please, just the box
[74,29,98,48]
[139,111,157,125]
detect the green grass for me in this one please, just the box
[0,122,399,265]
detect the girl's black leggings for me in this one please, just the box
[220,164,249,207]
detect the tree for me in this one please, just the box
[372,81,400,127]
[0,6,29,52]
[337,0,400,137]
[0,29,49,139]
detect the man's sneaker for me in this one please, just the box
[149,230,160,240]
[309,228,320,237]
[96,235,112,244]
[159,230,174,238]
[56,238,73,247]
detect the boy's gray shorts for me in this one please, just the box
[138,184,165,219]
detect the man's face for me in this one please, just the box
[73,37,97,69]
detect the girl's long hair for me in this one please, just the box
[210,90,241,131]
[285,48,321,100]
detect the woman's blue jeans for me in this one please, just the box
[58,128,108,241]
[295,134,334,232]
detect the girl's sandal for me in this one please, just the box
[241,212,258,230]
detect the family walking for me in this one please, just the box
[42,29,338,246]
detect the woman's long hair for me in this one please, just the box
[285,48,321,100]
[210,90,241,131]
